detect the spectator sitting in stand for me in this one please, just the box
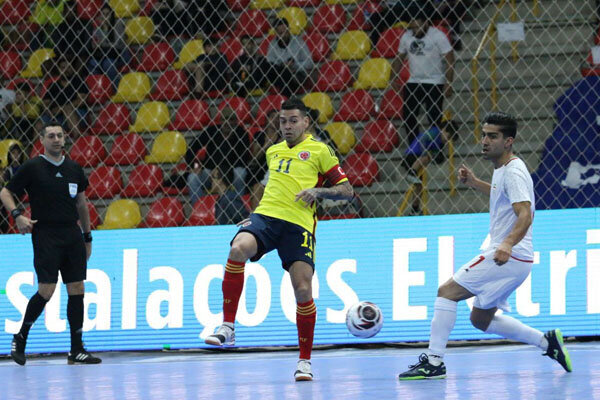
[186,0,230,39]
[7,81,42,143]
[52,0,92,68]
[213,166,250,225]
[31,0,67,50]
[89,4,131,82]
[231,35,273,97]
[186,107,250,205]
[151,0,187,41]
[186,36,230,99]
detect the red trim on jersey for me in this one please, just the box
[510,255,534,263]
[504,157,519,166]
[324,164,347,186]
[468,256,485,269]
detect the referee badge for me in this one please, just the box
[68,183,78,198]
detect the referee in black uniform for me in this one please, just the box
[0,122,101,365]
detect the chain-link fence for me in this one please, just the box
[0,0,597,231]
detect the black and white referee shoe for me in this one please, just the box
[294,359,313,381]
[11,334,26,366]
[67,349,102,365]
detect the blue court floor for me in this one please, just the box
[1,342,598,400]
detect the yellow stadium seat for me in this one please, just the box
[326,0,359,3]
[130,101,170,132]
[125,16,154,45]
[109,0,139,18]
[392,21,410,29]
[145,131,187,164]
[277,7,307,35]
[324,122,356,155]
[251,0,283,9]
[173,39,204,69]
[333,30,371,60]
[112,72,151,103]
[21,48,54,78]
[98,199,142,230]
[353,58,392,90]
[302,92,333,123]
[0,139,23,168]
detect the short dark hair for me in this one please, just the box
[281,98,308,116]
[482,112,517,138]
[41,120,65,136]
[307,107,320,124]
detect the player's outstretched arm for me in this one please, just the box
[295,181,354,208]
[458,164,491,196]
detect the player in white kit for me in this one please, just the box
[398,112,572,380]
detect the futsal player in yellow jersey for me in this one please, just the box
[205,99,355,381]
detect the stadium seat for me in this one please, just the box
[168,99,211,131]
[142,197,185,228]
[0,51,21,80]
[130,101,170,132]
[98,199,142,230]
[21,48,54,78]
[90,103,131,135]
[355,119,398,153]
[302,92,333,123]
[217,97,251,124]
[257,94,287,125]
[173,39,203,69]
[138,42,175,72]
[251,0,283,9]
[87,202,100,229]
[312,5,346,34]
[227,0,250,11]
[315,60,352,92]
[69,135,106,167]
[76,0,103,20]
[347,1,381,31]
[372,27,405,58]
[125,16,154,45]
[29,139,43,158]
[145,131,187,164]
[86,166,123,199]
[220,37,244,64]
[186,194,218,226]
[353,58,391,90]
[323,122,355,154]
[123,164,163,197]
[278,7,307,35]
[0,0,31,25]
[288,0,320,7]
[106,132,147,165]
[333,30,371,60]
[303,31,331,62]
[342,152,379,187]
[235,9,270,37]
[379,88,403,120]
[0,139,22,168]
[86,74,114,105]
[395,58,411,87]
[39,76,59,99]
[149,69,189,101]
[112,72,151,103]
[334,89,375,122]
[108,0,139,18]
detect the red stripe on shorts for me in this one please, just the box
[510,255,534,263]
[468,256,485,269]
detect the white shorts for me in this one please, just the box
[453,249,533,312]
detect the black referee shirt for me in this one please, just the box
[6,156,88,225]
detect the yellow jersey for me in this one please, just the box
[254,134,348,232]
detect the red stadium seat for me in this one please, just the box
[334,89,375,122]
[149,69,189,101]
[303,31,330,62]
[138,42,176,72]
[220,37,244,64]
[373,27,405,58]
[39,76,59,99]
[0,0,31,25]
[76,0,103,20]
[347,1,381,31]
[86,201,100,229]
[106,132,147,166]
[379,88,403,120]
[257,35,275,56]
[86,74,114,105]
[288,0,320,7]
[186,194,217,226]
[355,119,399,153]
[257,94,287,125]
[30,139,43,158]
[168,99,211,131]
[311,5,346,34]
[142,197,185,227]
[235,9,270,38]
[216,97,251,124]
[69,135,106,167]
[227,0,250,11]
[86,166,123,199]
[123,164,164,197]
[0,51,21,80]
[91,103,131,135]
[342,152,379,187]
[315,60,351,92]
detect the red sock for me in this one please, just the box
[222,259,245,324]
[296,299,317,360]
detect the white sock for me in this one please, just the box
[485,314,547,350]
[427,297,458,363]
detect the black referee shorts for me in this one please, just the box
[31,225,87,284]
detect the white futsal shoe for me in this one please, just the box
[204,324,235,346]
[294,359,313,381]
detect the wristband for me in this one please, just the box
[83,232,92,243]
[10,208,23,219]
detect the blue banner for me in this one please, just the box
[1,208,599,354]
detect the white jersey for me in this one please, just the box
[488,157,535,260]
[398,27,453,85]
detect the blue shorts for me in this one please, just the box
[234,213,315,270]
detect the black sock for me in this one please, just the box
[19,292,48,340]
[67,294,84,352]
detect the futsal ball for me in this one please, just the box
[345,301,383,338]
